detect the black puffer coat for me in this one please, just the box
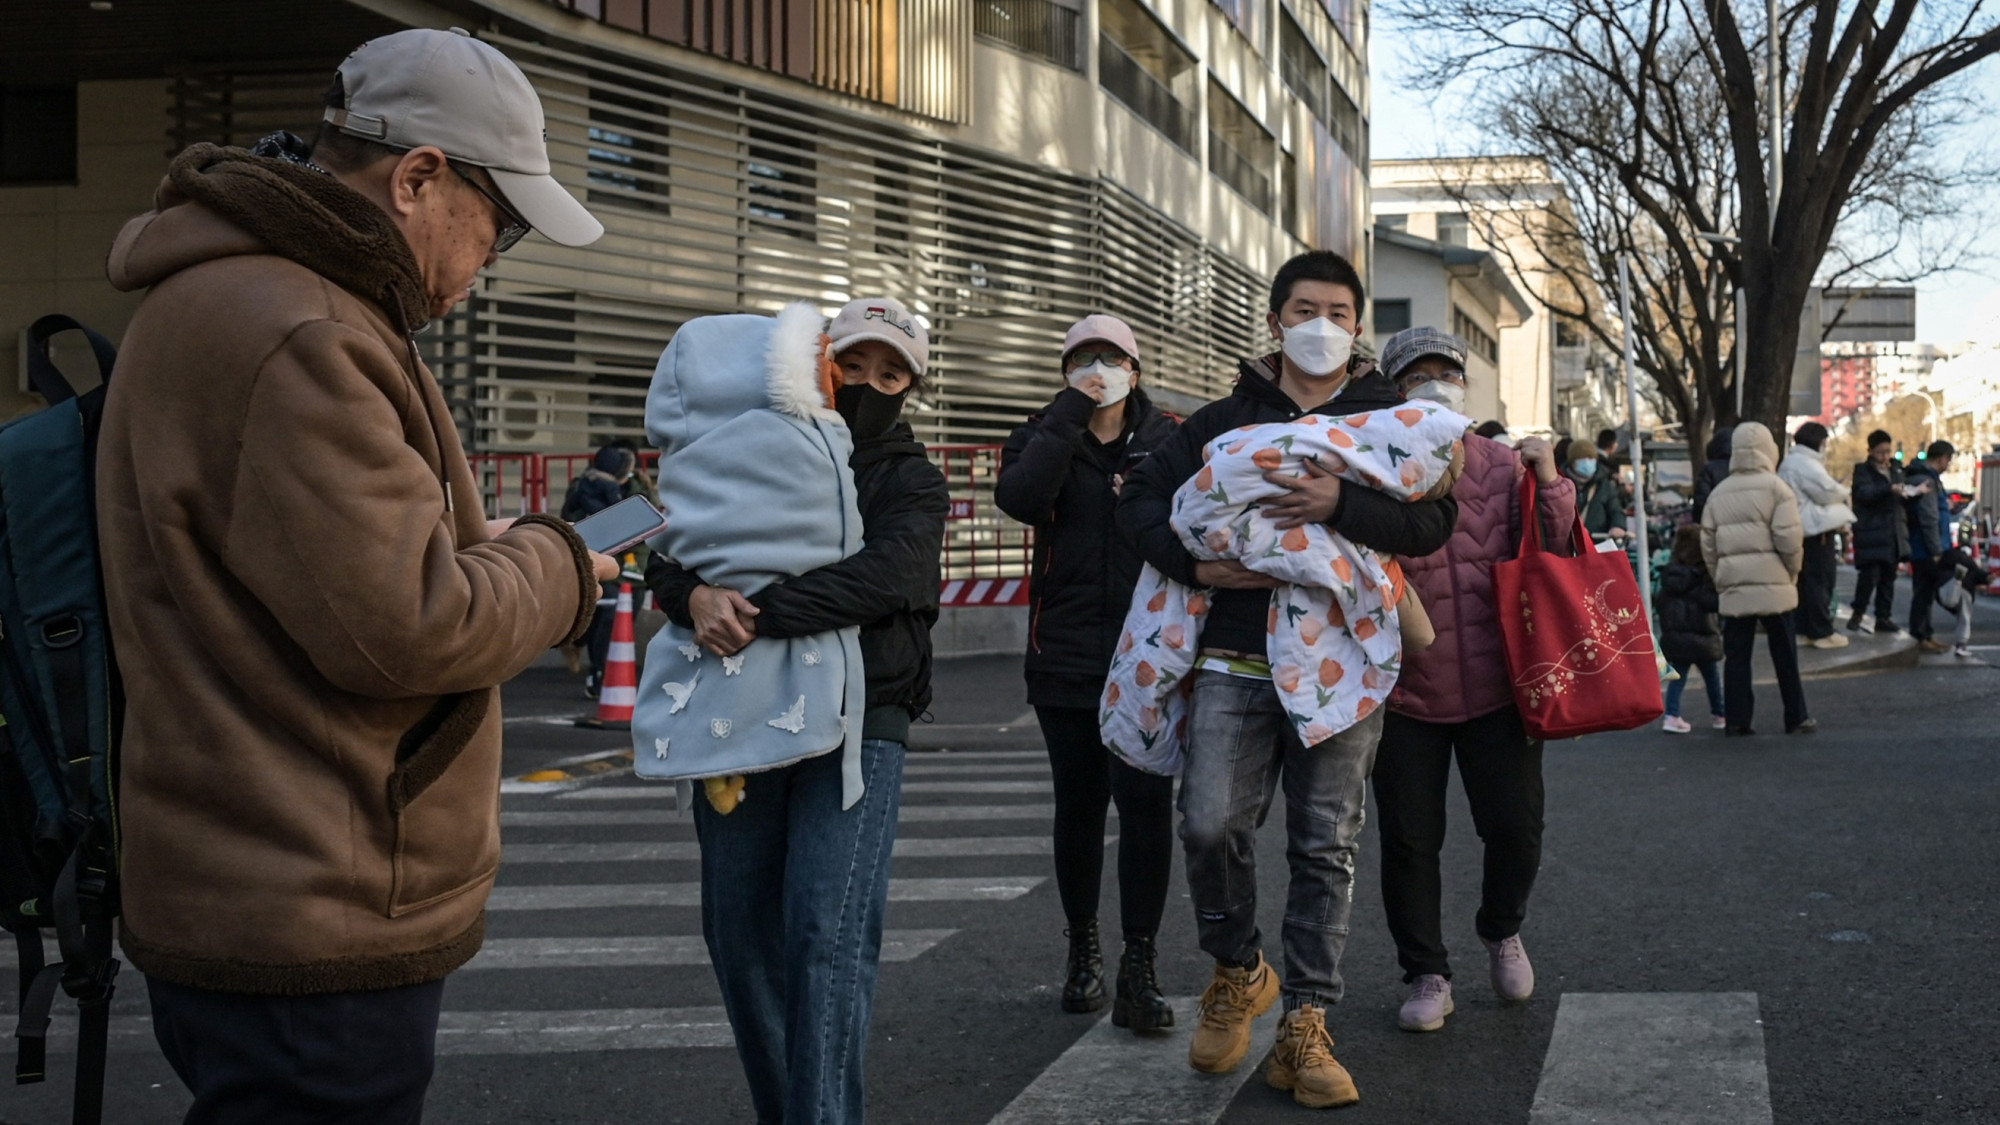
[1654,561,1723,665]
[649,422,949,727]
[996,386,1178,708]
[1117,355,1459,656]
[1849,459,1909,566]
[1690,432,1733,522]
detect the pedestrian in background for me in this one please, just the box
[1690,430,1733,522]
[647,296,948,1125]
[1904,440,1955,654]
[995,314,1178,1033]
[1778,422,1855,650]
[1566,441,1626,545]
[1701,422,1813,735]
[1847,430,1909,636]
[99,29,613,1120]
[1655,525,1726,733]
[1370,327,1573,1035]
[1933,543,1990,659]
[563,442,640,697]
[1118,251,1458,1109]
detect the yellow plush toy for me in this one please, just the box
[703,774,748,814]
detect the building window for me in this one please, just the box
[1555,316,1587,347]
[746,125,816,240]
[1377,213,1408,233]
[1452,304,1499,362]
[1278,12,1329,125]
[1282,149,1302,239]
[975,0,1083,70]
[1098,0,1199,154]
[0,85,78,185]
[1437,211,1472,247]
[585,83,675,214]
[1375,299,1412,337]
[1206,79,1274,215]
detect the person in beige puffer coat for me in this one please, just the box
[1700,422,1814,735]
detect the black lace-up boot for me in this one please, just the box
[1061,920,1106,1013]
[1112,935,1175,1032]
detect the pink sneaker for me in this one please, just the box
[1398,974,1454,1032]
[1662,716,1691,734]
[1711,715,1729,730]
[1484,935,1534,1002]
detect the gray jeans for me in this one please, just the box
[1177,672,1383,1009]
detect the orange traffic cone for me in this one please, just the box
[576,583,637,731]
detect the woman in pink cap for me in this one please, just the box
[996,314,1180,1034]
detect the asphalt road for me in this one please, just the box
[6,582,1997,1124]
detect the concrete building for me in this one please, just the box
[1367,221,1528,426]
[2,0,1371,450]
[1370,156,1624,440]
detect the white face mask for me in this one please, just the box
[1068,360,1134,407]
[1279,317,1355,378]
[1405,378,1467,413]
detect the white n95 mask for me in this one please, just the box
[1280,318,1355,377]
[1406,379,1467,413]
[1068,361,1133,407]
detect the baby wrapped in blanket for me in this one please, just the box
[1101,401,1470,774]
[633,303,872,810]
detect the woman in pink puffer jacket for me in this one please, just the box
[1367,328,1575,1035]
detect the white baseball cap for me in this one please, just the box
[828,297,929,376]
[326,28,603,247]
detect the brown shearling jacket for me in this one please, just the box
[99,146,596,994]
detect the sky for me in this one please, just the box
[1368,35,2000,348]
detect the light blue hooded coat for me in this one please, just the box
[633,303,870,807]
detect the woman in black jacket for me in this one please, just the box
[995,315,1177,1033]
[1847,429,1909,634]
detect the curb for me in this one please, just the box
[1796,634,1918,679]
[502,747,635,793]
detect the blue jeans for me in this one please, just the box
[1665,660,1723,719]
[694,738,905,1125]
[1178,673,1383,1010]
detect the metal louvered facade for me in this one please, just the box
[159,0,1363,454]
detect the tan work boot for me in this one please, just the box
[1187,952,1280,1073]
[1267,1004,1360,1109]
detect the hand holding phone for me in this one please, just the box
[572,495,668,556]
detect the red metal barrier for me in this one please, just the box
[930,444,1032,605]
[466,453,547,518]
[462,447,1034,604]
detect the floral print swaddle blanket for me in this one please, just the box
[1100,402,1470,775]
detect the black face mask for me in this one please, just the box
[835,384,908,441]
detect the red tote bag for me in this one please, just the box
[1494,474,1663,740]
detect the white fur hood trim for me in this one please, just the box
[767,301,833,420]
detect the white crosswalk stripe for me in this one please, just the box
[464,930,957,970]
[504,835,1062,863]
[489,877,1045,909]
[502,803,1065,827]
[426,749,1059,1059]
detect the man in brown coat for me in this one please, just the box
[98,28,615,1122]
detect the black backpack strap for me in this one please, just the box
[52,850,116,1125]
[12,929,61,1085]
[25,316,117,406]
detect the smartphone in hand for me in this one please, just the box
[573,495,668,555]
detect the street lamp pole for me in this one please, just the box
[1617,256,1655,637]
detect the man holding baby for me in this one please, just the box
[1116,251,1459,1108]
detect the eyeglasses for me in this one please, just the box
[1399,368,1467,386]
[449,161,530,253]
[1065,349,1131,371]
